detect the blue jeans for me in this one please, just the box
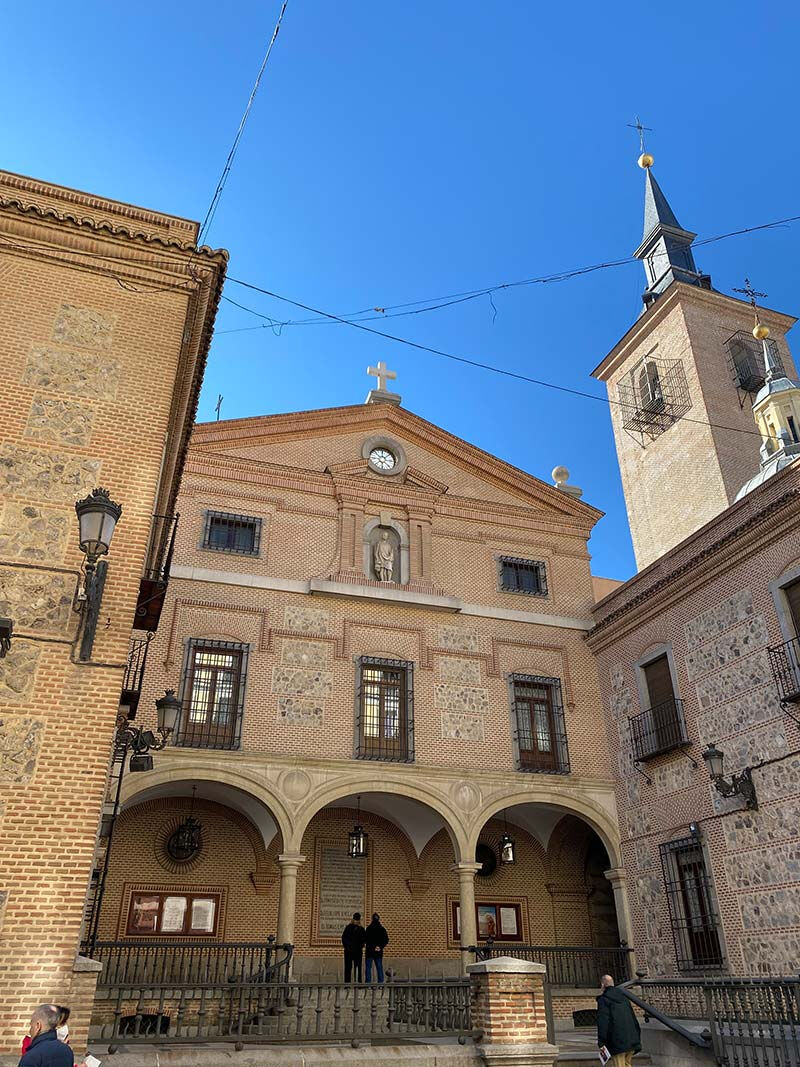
[365,955,384,983]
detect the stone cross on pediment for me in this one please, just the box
[367,360,396,393]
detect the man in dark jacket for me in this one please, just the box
[19,1005,74,1067]
[341,912,367,982]
[597,975,641,1067]
[364,913,389,983]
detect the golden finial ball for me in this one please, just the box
[638,152,654,169]
[753,323,770,341]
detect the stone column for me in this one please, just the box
[453,860,483,973]
[467,956,559,1067]
[604,866,637,974]
[276,853,306,947]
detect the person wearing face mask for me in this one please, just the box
[18,1004,74,1066]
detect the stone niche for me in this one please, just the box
[363,519,407,584]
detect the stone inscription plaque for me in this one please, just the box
[317,846,365,938]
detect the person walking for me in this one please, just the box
[19,1004,74,1066]
[364,913,389,983]
[341,912,367,982]
[597,974,641,1067]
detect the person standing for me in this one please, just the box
[597,974,641,1067]
[341,912,367,982]
[19,1004,74,1066]
[365,913,389,983]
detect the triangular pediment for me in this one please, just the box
[189,403,601,527]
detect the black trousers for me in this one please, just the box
[344,951,362,982]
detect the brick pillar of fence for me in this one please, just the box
[467,956,559,1067]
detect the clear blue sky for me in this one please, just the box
[4,1,799,579]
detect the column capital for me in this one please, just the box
[451,861,483,878]
[278,852,306,870]
[604,866,628,885]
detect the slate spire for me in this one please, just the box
[633,155,712,310]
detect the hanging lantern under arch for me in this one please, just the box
[348,795,368,859]
[498,809,516,865]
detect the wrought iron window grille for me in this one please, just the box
[630,696,690,762]
[355,656,414,763]
[498,557,548,597]
[509,673,569,775]
[660,836,724,971]
[618,357,692,444]
[176,640,248,751]
[202,511,262,556]
[725,330,785,405]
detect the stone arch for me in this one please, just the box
[362,515,409,584]
[546,814,595,883]
[309,803,420,880]
[291,779,466,858]
[120,763,293,855]
[467,791,622,868]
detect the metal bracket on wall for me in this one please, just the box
[633,762,653,785]
[79,559,108,662]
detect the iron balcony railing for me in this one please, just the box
[92,977,471,1047]
[628,976,800,1066]
[474,944,633,987]
[119,634,154,718]
[767,636,800,704]
[93,940,292,988]
[134,513,179,632]
[630,696,688,761]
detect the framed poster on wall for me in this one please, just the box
[450,899,523,943]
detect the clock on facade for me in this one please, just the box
[369,447,396,471]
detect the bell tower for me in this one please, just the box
[592,148,798,571]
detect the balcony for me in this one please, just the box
[133,513,178,632]
[630,696,688,761]
[768,637,800,704]
[119,634,153,719]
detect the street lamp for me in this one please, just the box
[74,487,123,661]
[702,743,758,810]
[498,810,516,865]
[118,689,181,772]
[348,795,368,859]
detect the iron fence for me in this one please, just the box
[632,977,800,1067]
[94,977,471,1047]
[93,940,292,988]
[768,636,800,705]
[630,696,689,761]
[119,634,154,718]
[474,944,632,986]
[724,330,784,396]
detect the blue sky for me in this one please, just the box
[4,0,799,579]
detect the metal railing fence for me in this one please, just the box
[93,940,292,988]
[473,944,633,986]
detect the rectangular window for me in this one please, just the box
[498,557,547,596]
[126,891,220,937]
[177,640,247,750]
[510,674,569,774]
[632,653,687,759]
[202,511,261,555]
[356,657,413,762]
[660,837,723,970]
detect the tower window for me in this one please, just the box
[788,415,799,444]
[618,356,692,442]
[724,330,784,396]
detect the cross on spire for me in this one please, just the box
[367,360,397,393]
[733,277,767,310]
[627,115,653,154]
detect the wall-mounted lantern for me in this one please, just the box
[0,617,13,658]
[118,689,181,772]
[702,743,758,810]
[74,488,122,661]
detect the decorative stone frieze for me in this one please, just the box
[0,503,69,562]
[635,841,654,871]
[283,604,329,635]
[434,683,489,714]
[644,942,672,976]
[277,697,324,727]
[0,715,44,782]
[0,445,100,502]
[0,567,75,634]
[724,842,800,891]
[695,650,773,709]
[626,805,654,837]
[280,639,329,668]
[636,875,667,942]
[685,615,769,682]
[271,666,333,700]
[696,688,783,746]
[436,624,479,652]
[52,304,115,349]
[437,656,481,685]
[0,643,41,703]
[653,760,693,796]
[23,345,120,400]
[723,802,800,850]
[685,589,754,650]
[740,887,800,930]
[440,711,485,742]
[24,394,95,446]
[739,935,800,975]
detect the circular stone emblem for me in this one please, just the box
[369,447,396,471]
[451,780,481,813]
[281,769,312,801]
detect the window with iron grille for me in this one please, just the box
[202,511,262,556]
[509,674,569,774]
[660,836,724,971]
[725,330,785,395]
[355,657,414,762]
[177,640,247,750]
[498,557,548,597]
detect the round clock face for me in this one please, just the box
[369,447,396,471]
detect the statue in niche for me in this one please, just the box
[373,530,396,582]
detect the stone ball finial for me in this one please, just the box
[552,465,570,487]
[753,322,770,341]
[638,152,654,169]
